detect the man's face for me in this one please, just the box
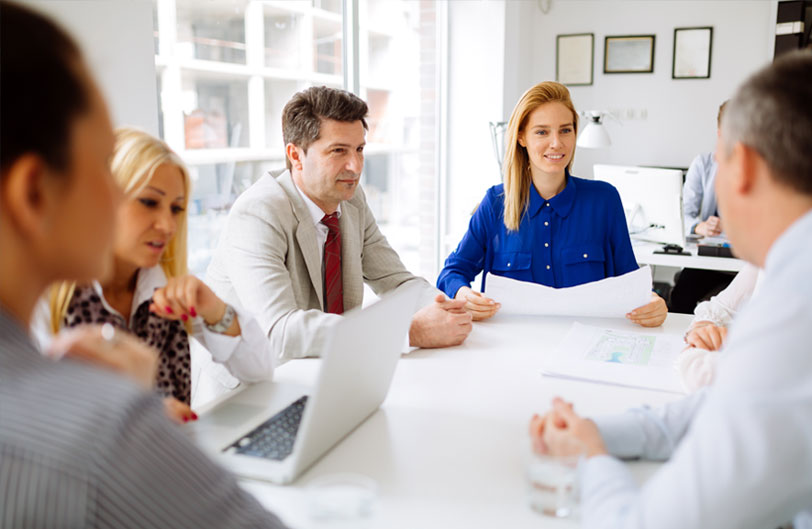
[292,119,366,214]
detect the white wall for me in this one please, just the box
[444,0,508,250]
[522,0,777,177]
[26,0,159,135]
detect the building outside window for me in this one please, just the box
[153,0,443,281]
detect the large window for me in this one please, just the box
[153,0,443,281]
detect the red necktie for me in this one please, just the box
[321,213,343,314]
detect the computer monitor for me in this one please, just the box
[593,164,685,247]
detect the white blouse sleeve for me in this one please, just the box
[29,297,55,352]
[190,302,275,383]
[690,263,760,327]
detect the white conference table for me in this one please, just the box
[227,312,693,529]
[633,240,744,273]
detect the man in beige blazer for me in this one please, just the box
[206,86,472,363]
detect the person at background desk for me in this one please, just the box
[0,3,287,526]
[436,81,667,327]
[669,100,735,314]
[530,52,812,529]
[36,128,274,418]
[206,86,471,364]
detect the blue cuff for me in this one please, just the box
[440,278,470,299]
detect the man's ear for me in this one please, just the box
[285,143,305,172]
[736,143,761,196]
[1,154,54,238]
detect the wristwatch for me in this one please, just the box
[205,304,236,334]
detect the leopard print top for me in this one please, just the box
[63,286,191,404]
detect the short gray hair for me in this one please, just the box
[721,50,812,195]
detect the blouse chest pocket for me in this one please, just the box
[491,251,532,272]
[561,244,606,285]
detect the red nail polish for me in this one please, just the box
[190,307,197,317]
[182,417,188,423]
[165,306,173,314]
[191,412,199,420]
[181,314,188,322]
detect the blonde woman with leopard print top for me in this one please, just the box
[35,128,275,422]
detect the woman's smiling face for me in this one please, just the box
[518,101,576,179]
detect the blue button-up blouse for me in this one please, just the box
[437,174,639,297]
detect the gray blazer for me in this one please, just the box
[207,170,436,361]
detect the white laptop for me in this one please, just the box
[188,282,421,484]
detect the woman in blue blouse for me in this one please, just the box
[437,81,667,326]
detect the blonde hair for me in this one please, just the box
[502,81,578,231]
[50,127,191,333]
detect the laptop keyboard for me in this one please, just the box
[227,395,309,461]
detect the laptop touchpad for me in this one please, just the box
[207,402,266,429]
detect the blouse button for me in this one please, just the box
[507,262,511,267]
[544,221,549,226]
[546,265,551,270]
[583,253,588,258]
[544,243,549,247]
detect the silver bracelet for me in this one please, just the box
[205,304,236,334]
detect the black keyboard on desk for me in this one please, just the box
[227,395,309,461]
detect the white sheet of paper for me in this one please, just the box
[542,322,685,393]
[484,267,653,318]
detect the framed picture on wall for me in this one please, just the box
[673,27,713,79]
[556,33,594,86]
[604,35,655,73]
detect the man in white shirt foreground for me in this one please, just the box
[530,51,812,529]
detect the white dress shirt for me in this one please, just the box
[582,209,812,529]
[31,266,275,405]
[292,178,341,270]
[682,152,719,235]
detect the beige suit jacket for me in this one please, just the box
[206,170,436,361]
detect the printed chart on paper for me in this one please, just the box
[542,323,686,393]
[584,330,655,366]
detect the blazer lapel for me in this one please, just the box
[339,199,364,311]
[278,172,325,310]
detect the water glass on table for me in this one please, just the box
[526,452,581,518]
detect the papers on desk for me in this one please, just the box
[485,267,653,318]
[542,323,685,393]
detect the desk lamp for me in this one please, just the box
[577,111,612,148]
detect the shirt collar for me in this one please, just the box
[528,171,576,219]
[91,265,167,322]
[763,209,812,276]
[291,177,342,226]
